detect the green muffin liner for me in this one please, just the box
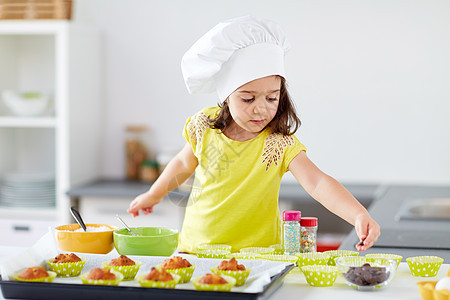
[269,244,285,255]
[240,247,275,255]
[323,250,359,266]
[47,258,86,277]
[196,250,231,259]
[13,271,56,283]
[365,253,403,269]
[263,254,298,265]
[301,265,339,287]
[196,244,232,253]
[192,275,236,292]
[79,270,124,286]
[136,273,181,289]
[157,264,195,283]
[296,253,331,268]
[102,260,142,280]
[337,256,395,267]
[210,266,251,287]
[406,256,444,277]
[225,253,262,260]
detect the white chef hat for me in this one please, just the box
[181,15,290,101]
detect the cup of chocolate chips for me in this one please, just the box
[336,257,397,290]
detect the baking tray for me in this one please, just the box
[0,264,293,300]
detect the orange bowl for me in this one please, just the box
[55,224,117,254]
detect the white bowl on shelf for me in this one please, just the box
[2,90,49,117]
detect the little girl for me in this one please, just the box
[127,16,380,253]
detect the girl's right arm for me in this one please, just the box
[127,142,198,217]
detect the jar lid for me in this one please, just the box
[300,217,318,227]
[283,210,301,221]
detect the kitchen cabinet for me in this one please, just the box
[67,179,189,231]
[67,179,380,248]
[340,184,450,262]
[79,197,186,231]
[0,20,101,246]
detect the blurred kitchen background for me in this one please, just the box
[0,0,449,250]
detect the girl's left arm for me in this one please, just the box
[288,151,380,251]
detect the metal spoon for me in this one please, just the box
[70,206,87,232]
[116,214,136,236]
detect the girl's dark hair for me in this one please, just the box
[208,76,301,135]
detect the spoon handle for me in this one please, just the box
[70,206,87,232]
[116,214,136,236]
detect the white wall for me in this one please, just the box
[74,0,450,185]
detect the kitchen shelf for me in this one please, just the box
[0,20,102,241]
[0,116,57,127]
[0,207,57,220]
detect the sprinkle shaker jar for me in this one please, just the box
[282,210,301,255]
[300,217,318,253]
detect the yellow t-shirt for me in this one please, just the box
[178,106,306,253]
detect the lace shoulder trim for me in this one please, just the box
[262,133,295,172]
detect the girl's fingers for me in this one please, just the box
[355,220,380,251]
[142,206,154,215]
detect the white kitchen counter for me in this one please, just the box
[1,243,447,300]
[271,262,448,300]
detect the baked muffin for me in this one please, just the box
[79,268,123,286]
[14,266,56,283]
[161,256,192,269]
[136,267,180,289]
[108,255,135,266]
[47,253,86,277]
[211,258,251,286]
[87,268,116,280]
[19,267,49,280]
[144,267,174,282]
[102,255,141,280]
[192,273,236,291]
[158,256,195,283]
[53,253,82,263]
[217,258,246,271]
[199,273,228,284]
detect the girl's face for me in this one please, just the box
[226,75,281,140]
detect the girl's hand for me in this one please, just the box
[127,192,162,217]
[354,214,380,251]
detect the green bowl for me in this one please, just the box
[301,265,339,287]
[113,227,178,256]
[406,256,444,277]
